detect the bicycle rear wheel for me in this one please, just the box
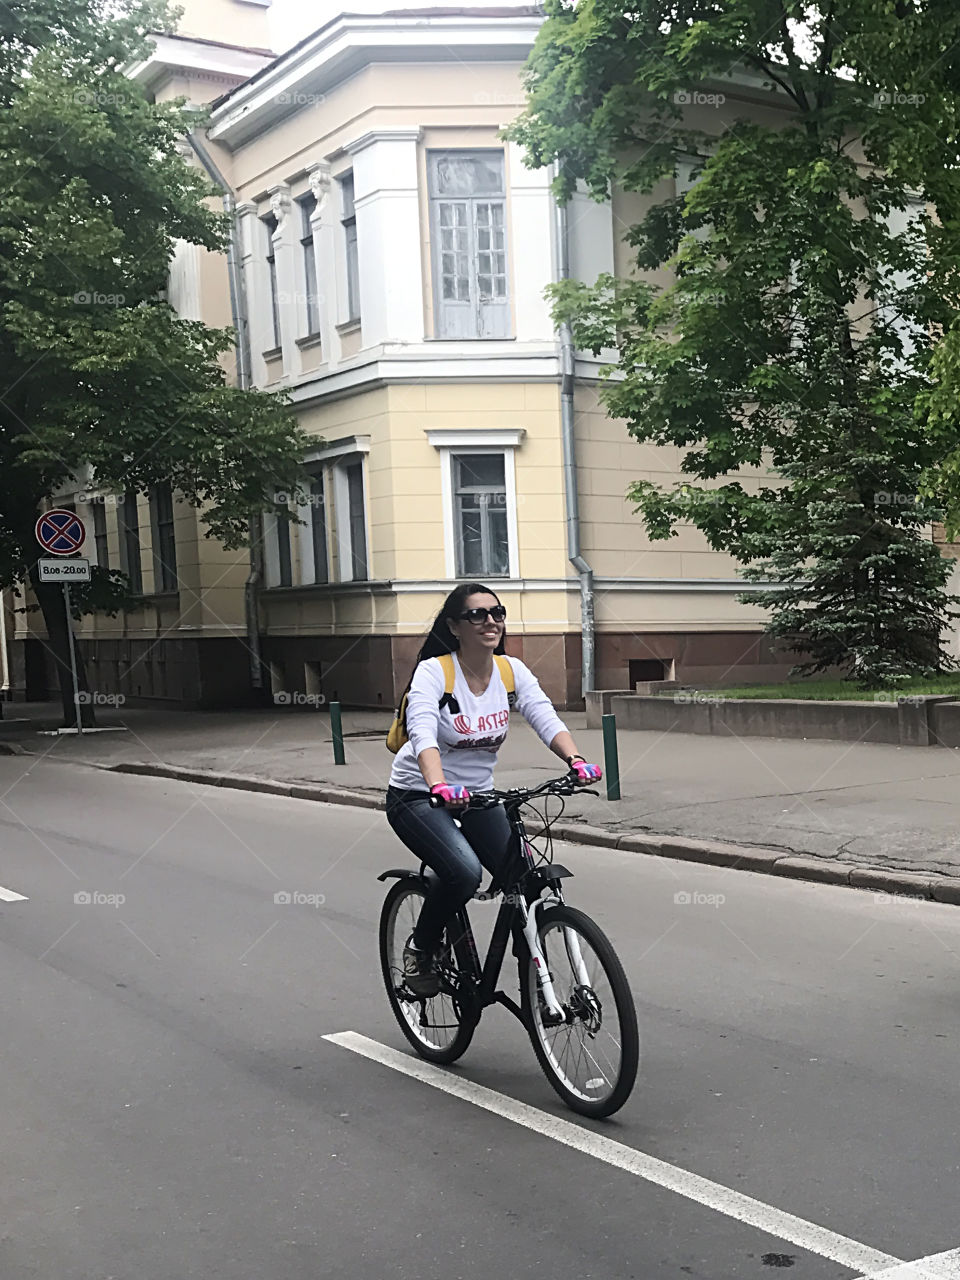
[520,904,639,1118]
[379,879,476,1065]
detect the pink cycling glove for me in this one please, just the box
[430,783,470,805]
[571,760,602,783]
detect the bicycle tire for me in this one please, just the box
[379,879,477,1065]
[520,903,639,1118]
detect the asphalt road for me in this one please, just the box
[2,755,960,1279]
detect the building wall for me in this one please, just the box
[9,12,821,709]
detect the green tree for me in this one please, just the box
[508,0,960,685]
[0,0,308,722]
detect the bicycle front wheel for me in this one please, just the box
[379,879,476,1065]
[520,904,639,1118]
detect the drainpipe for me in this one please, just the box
[555,172,596,699]
[188,130,263,691]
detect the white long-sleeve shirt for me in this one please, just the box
[388,654,568,792]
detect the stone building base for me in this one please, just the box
[10,628,789,712]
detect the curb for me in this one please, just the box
[109,761,385,810]
[108,761,960,907]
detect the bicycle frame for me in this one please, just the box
[381,773,599,1027]
[450,815,572,1024]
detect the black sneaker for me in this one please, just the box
[402,934,440,998]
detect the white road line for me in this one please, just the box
[858,1250,960,1280]
[0,884,28,902]
[324,1031,900,1274]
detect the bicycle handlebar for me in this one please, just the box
[427,772,597,810]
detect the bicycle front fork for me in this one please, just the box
[517,895,591,1021]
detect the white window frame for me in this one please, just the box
[262,212,281,350]
[332,452,371,583]
[339,172,360,324]
[263,493,294,588]
[881,194,925,364]
[426,429,523,579]
[297,191,321,337]
[297,467,330,585]
[428,150,510,340]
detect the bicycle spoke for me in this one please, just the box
[529,918,628,1105]
[386,886,467,1054]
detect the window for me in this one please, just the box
[119,492,142,595]
[276,510,293,587]
[299,194,321,335]
[345,460,367,581]
[429,151,508,339]
[149,482,178,593]
[340,173,360,322]
[263,213,281,349]
[309,475,328,584]
[453,453,509,577]
[92,501,109,569]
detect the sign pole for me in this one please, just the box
[63,582,83,735]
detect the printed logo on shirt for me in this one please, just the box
[451,733,507,752]
[453,714,471,734]
[477,710,509,732]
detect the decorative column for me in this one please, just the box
[237,200,271,387]
[305,160,337,364]
[506,139,556,342]
[344,128,424,347]
[267,183,296,377]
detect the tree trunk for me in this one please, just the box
[28,563,95,728]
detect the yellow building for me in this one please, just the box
[12,1,799,710]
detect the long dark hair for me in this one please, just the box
[415,582,507,663]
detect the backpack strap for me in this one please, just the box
[437,652,456,694]
[437,652,460,716]
[494,654,517,706]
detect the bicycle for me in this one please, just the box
[378,773,640,1118]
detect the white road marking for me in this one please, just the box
[324,1031,900,1274]
[0,884,28,902]
[858,1250,960,1279]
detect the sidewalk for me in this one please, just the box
[6,700,960,892]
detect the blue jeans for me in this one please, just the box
[385,787,516,950]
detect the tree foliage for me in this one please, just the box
[0,0,307,594]
[508,0,960,683]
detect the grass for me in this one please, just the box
[681,676,960,702]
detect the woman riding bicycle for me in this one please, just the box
[386,582,601,997]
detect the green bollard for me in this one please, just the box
[601,712,621,801]
[330,699,346,766]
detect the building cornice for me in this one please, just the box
[207,11,544,147]
[127,33,274,95]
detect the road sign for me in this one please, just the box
[38,557,91,583]
[36,509,86,556]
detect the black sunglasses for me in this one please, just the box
[457,605,507,625]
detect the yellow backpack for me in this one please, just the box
[386,653,516,754]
